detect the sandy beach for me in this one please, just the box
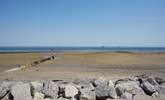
[0,52,165,81]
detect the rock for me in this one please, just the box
[76,83,95,91]
[64,84,79,98]
[30,81,43,97]
[140,81,156,95]
[33,92,45,100]
[93,77,108,87]
[128,75,139,81]
[155,77,165,85]
[108,80,114,87]
[80,89,95,100]
[152,92,159,97]
[78,83,96,100]
[137,74,149,80]
[95,84,117,99]
[42,81,59,99]
[70,97,77,100]
[0,81,11,98]
[147,77,159,86]
[30,81,43,93]
[11,82,32,100]
[115,81,144,95]
[1,92,12,100]
[120,92,132,100]
[157,85,165,94]
[58,84,66,97]
[115,86,124,97]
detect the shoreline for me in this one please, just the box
[0,51,165,81]
[0,51,165,54]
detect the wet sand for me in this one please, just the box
[0,52,165,81]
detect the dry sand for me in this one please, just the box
[0,52,165,81]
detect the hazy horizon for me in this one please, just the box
[0,0,165,47]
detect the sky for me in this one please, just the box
[0,0,165,47]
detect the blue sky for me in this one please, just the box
[0,0,165,47]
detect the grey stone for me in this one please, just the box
[78,83,96,100]
[152,92,159,97]
[140,81,156,95]
[115,86,124,97]
[0,81,10,98]
[108,80,115,88]
[128,75,139,81]
[95,84,117,99]
[70,97,77,100]
[11,82,32,100]
[93,77,108,87]
[115,81,144,96]
[30,81,43,97]
[115,79,140,86]
[121,92,132,100]
[64,84,79,98]
[58,84,66,97]
[33,92,45,100]
[42,81,59,99]
[80,89,95,100]
[147,77,159,86]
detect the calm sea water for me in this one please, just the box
[0,47,165,52]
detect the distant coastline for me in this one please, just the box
[0,47,165,53]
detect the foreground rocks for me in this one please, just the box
[0,75,165,100]
[11,82,32,100]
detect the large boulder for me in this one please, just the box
[77,83,96,100]
[140,81,156,95]
[115,81,144,96]
[33,92,45,100]
[147,77,159,86]
[30,81,43,97]
[0,81,11,99]
[42,81,59,99]
[64,84,79,99]
[95,84,117,99]
[11,82,32,100]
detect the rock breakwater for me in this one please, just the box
[0,75,165,100]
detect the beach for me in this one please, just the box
[0,51,165,81]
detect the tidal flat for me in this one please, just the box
[0,52,165,81]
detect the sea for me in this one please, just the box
[0,47,165,53]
